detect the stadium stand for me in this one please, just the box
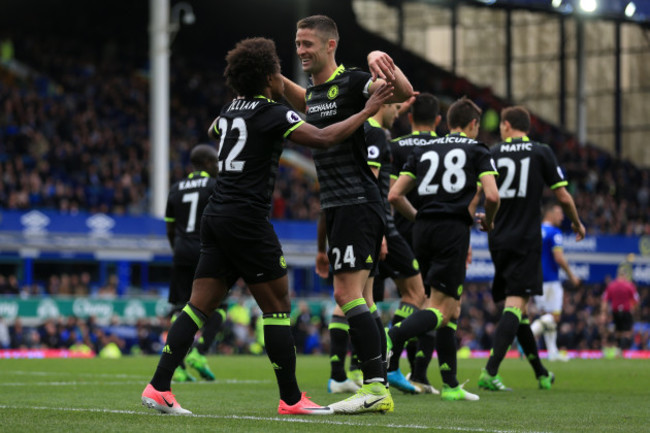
[0,0,648,358]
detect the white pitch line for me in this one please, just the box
[0,404,552,433]
[3,381,136,387]
[4,371,148,379]
[1,379,270,387]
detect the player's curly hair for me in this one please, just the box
[224,37,280,98]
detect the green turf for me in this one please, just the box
[0,355,648,432]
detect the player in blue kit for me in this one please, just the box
[531,203,579,361]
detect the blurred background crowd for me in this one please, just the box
[2,277,649,354]
[1,4,649,358]
[2,35,649,234]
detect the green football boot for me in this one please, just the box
[185,347,216,381]
[172,366,196,383]
[538,372,555,390]
[478,368,512,391]
[441,383,479,401]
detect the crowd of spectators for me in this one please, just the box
[1,34,649,357]
[1,35,649,234]
[1,275,649,354]
[0,272,120,297]
[0,35,224,215]
[458,281,650,353]
[0,315,164,356]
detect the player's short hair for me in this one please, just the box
[190,144,218,169]
[411,93,439,125]
[447,96,482,130]
[297,15,339,44]
[501,106,531,133]
[224,37,280,98]
[542,201,560,216]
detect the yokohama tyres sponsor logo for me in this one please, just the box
[306,102,337,114]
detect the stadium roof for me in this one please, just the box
[410,0,650,25]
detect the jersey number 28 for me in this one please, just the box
[418,149,467,195]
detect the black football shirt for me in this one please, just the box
[305,65,382,209]
[165,171,217,265]
[365,118,398,236]
[390,130,438,237]
[488,136,568,251]
[204,96,304,217]
[401,132,497,225]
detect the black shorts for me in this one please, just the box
[612,311,633,332]
[194,214,288,287]
[169,263,197,306]
[394,215,414,248]
[378,232,420,281]
[490,247,542,303]
[413,218,469,300]
[325,203,384,275]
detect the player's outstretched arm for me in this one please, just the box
[397,93,417,116]
[289,83,393,149]
[367,50,414,103]
[553,186,585,241]
[388,174,417,221]
[281,75,307,113]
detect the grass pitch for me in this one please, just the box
[1,355,648,432]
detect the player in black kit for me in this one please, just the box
[141,37,393,416]
[387,97,500,401]
[165,144,224,382]
[387,93,443,392]
[389,93,442,246]
[365,103,434,395]
[478,106,585,392]
[282,14,414,414]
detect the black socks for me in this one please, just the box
[151,303,207,391]
[486,307,521,376]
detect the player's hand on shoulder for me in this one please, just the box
[397,93,418,115]
[367,50,396,82]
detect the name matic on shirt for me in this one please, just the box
[500,143,532,152]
